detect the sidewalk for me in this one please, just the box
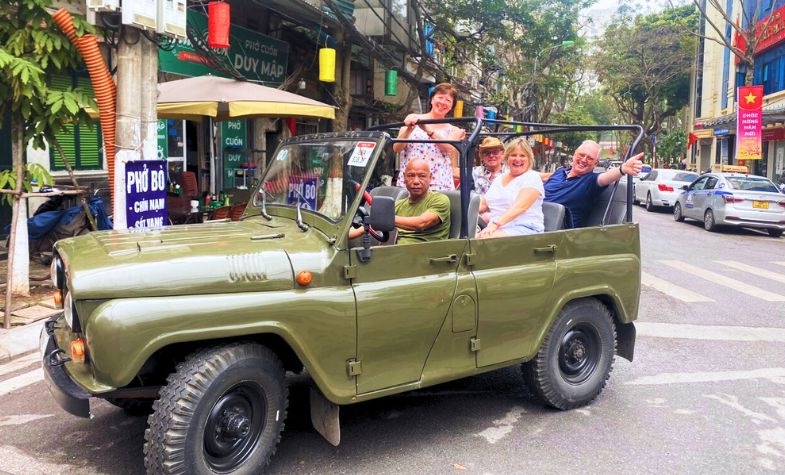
[1,256,60,362]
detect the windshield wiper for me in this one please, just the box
[289,187,310,232]
[257,188,272,221]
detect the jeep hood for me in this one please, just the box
[55,219,327,299]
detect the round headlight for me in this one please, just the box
[63,291,74,328]
[50,258,60,289]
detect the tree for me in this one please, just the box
[593,5,697,153]
[0,0,94,302]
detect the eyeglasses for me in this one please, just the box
[575,152,598,162]
[481,149,503,156]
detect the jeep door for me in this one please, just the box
[350,239,470,394]
[470,232,561,367]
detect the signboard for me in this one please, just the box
[756,4,785,54]
[157,120,168,159]
[222,120,247,186]
[736,85,763,161]
[762,127,785,141]
[158,12,289,84]
[713,129,731,136]
[287,176,318,210]
[126,161,168,229]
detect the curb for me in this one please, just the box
[0,321,45,363]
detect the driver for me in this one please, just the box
[350,158,450,244]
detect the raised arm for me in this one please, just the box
[598,152,644,187]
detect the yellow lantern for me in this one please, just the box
[319,48,336,83]
[454,99,464,117]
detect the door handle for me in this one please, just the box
[533,245,557,255]
[429,254,458,264]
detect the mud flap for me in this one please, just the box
[310,386,340,446]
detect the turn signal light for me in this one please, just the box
[296,271,313,286]
[657,184,674,192]
[53,290,63,308]
[722,195,743,203]
[71,337,85,363]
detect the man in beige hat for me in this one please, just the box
[473,137,508,196]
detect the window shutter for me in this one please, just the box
[48,73,103,170]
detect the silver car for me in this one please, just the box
[635,169,699,211]
[673,173,785,237]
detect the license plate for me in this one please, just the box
[753,201,769,209]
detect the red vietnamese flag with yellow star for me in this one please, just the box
[736,85,763,161]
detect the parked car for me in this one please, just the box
[634,169,699,211]
[673,172,785,237]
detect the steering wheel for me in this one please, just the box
[348,179,373,206]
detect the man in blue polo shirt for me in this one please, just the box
[544,140,643,228]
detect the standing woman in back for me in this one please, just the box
[392,83,466,191]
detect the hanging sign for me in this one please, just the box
[157,120,168,159]
[222,119,247,186]
[736,85,763,161]
[287,176,318,210]
[126,161,168,229]
[158,11,289,84]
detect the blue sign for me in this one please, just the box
[714,129,731,136]
[287,176,318,210]
[126,161,168,229]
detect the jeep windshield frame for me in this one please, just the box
[249,132,387,233]
[370,118,645,236]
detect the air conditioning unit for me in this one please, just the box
[86,0,120,12]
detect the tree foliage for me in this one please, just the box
[593,5,697,151]
[422,0,590,122]
[0,0,95,152]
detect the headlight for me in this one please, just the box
[50,256,64,290]
[63,292,77,329]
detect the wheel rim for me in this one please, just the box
[674,204,681,220]
[705,211,713,230]
[204,382,267,473]
[558,324,600,384]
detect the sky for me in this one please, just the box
[583,0,685,36]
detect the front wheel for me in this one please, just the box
[521,298,616,410]
[673,202,685,222]
[144,343,288,475]
[704,209,717,232]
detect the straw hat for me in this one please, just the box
[478,137,504,151]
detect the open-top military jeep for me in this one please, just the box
[41,118,643,474]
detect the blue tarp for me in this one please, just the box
[4,196,112,239]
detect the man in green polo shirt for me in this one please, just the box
[394,158,451,244]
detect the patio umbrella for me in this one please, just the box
[157,75,335,121]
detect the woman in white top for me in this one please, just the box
[477,137,544,238]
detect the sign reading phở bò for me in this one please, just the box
[126,161,168,229]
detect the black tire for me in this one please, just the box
[768,229,783,238]
[673,202,685,222]
[521,298,616,410]
[144,342,288,475]
[645,193,655,212]
[106,397,155,416]
[704,209,717,232]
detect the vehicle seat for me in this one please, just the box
[542,202,567,232]
[369,186,409,206]
[441,190,481,239]
[583,180,629,227]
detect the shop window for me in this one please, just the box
[754,43,785,95]
[350,69,369,97]
[48,72,103,171]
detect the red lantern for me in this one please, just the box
[208,2,230,49]
[287,117,297,136]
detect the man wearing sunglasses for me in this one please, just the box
[544,140,643,228]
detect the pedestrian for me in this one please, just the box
[392,83,466,191]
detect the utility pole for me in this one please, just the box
[114,32,158,229]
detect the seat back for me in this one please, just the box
[182,171,198,198]
[369,186,409,203]
[441,190,481,239]
[542,202,566,232]
[583,179,629,227]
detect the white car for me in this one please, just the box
[634,169,699,211]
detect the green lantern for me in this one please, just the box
[385,70,398,96]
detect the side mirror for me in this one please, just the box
[368,196,395,232]
[681,185,688,191]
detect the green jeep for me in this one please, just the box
[41,119,642,474]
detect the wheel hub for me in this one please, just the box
[559,325,600,384]
[204,383,267,472]
[220,410,251,439]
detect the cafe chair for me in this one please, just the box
[210,206,231,221]
[230,203,246,221]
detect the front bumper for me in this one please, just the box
[40,319,92,418]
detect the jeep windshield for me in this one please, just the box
[251,137,381,222]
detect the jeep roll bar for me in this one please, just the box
[369,118,645,237]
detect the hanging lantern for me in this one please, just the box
[385,70,398,96]
[287,117,297,136]
[207,2,231,49]
[454,100,464,117]
[475,105,484,119]
[319,48,336,83]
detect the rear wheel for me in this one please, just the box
[768,229,783,238]
[704,209,717,232]
[521,298,616,410]
[645,193,654,211]
[673,202,685,222]
[144,342,287,475]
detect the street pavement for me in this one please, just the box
[0,206,784,474]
